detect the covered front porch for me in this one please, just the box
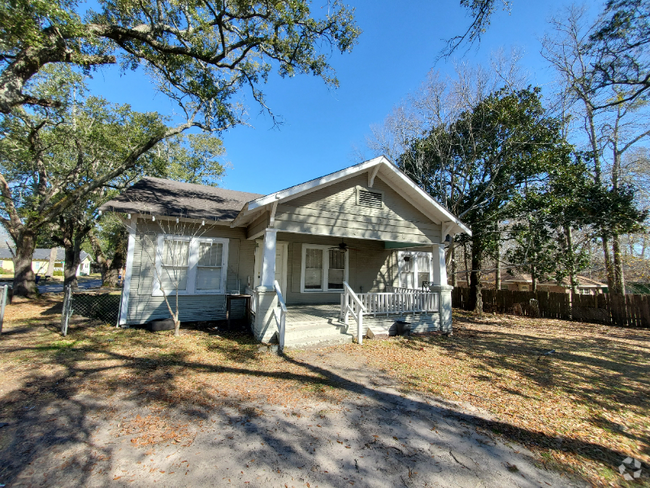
[230,158,469,349]
[279,286,446,348]
[248,236,452,348]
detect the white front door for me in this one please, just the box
[254,240,288,294]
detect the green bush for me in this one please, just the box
[0,268,13,275]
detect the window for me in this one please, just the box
[301,244,348,293]
[357,189,383,208]
[304,248,323,290]
[160,237,190,292]
[398,251,432,289]
[153,235,228,296]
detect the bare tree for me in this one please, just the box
[138,217,222,337]
[542,5,650,294]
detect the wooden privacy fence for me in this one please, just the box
[452,288,650,328]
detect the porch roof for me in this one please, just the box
[231,156,471,236]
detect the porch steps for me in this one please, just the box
[284,321,353,348]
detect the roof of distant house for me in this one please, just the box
[502,273,605,288]
[0,247,89,262]
[98,177,263,222]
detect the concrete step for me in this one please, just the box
[284,322,354,348]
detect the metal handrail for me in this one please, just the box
[273,280,287,352]
[341,281,366,345]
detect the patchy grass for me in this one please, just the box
[0,299,349,424]
[1,298,648,486]
[346,310,650,486]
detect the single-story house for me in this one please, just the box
[502,273,606,295]
[0,248,91,277]
[100,157,470,348]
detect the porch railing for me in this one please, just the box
[273,280,287,352]
[341,286,439,319]
[341,282,366,345]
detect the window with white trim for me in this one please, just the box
[301,244,349,293]
[398,251,433,289]
[153,235,228,295]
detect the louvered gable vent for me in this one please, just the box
[358,189,383,208]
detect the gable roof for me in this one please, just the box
[98,177,263,222]
[231,157,471,236]
[0,247,89,262]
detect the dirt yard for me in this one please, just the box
[0,297,648,487]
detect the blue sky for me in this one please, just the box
[86,0,604,196]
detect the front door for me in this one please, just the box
[254,240,288,294]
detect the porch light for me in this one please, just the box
[127,214,131,220]
[201,220,205,226]
[152,215,155,221]
[176,217,180,223]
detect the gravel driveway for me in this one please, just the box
[4,349,584,487]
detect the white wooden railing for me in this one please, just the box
[364,286,439,315]
[341,286,439,321]
[273,280,287,352]
[340,282,366,345]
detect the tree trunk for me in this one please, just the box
[564,225,578,295]
[469,237,484,314]
[12,230,37,297]
[46,247,57,277]
[63,246,80,289]
[463,241,470,287]
[88,229,109,283]
[450,242,457,287]
[601,235,615,291]
[104,247,125,287]
[531,265,537,292]
[612,233,626,295]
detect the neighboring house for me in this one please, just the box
[0,248,91,277]
[100,157,470,347]
[502,273,606,295]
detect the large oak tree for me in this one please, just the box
[0,0,359,296]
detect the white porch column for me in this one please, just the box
[118,218,137,326]
[432,244,447,286]
[431,243,452,334]
[260,228,277,288]
[254,228,279,343]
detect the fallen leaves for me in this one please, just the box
[347,311,650,485]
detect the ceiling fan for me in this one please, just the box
[329,239,359,252]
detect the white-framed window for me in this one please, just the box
[153,235,228,296]
[301,244,349,293]
[398,251,433,289]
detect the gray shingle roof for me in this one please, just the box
[0,247,89,262]
[98,177,262,221]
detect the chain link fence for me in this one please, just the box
[61,285,122,335]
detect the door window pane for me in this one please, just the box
[328,250,345,289]
[305,248,323,290]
